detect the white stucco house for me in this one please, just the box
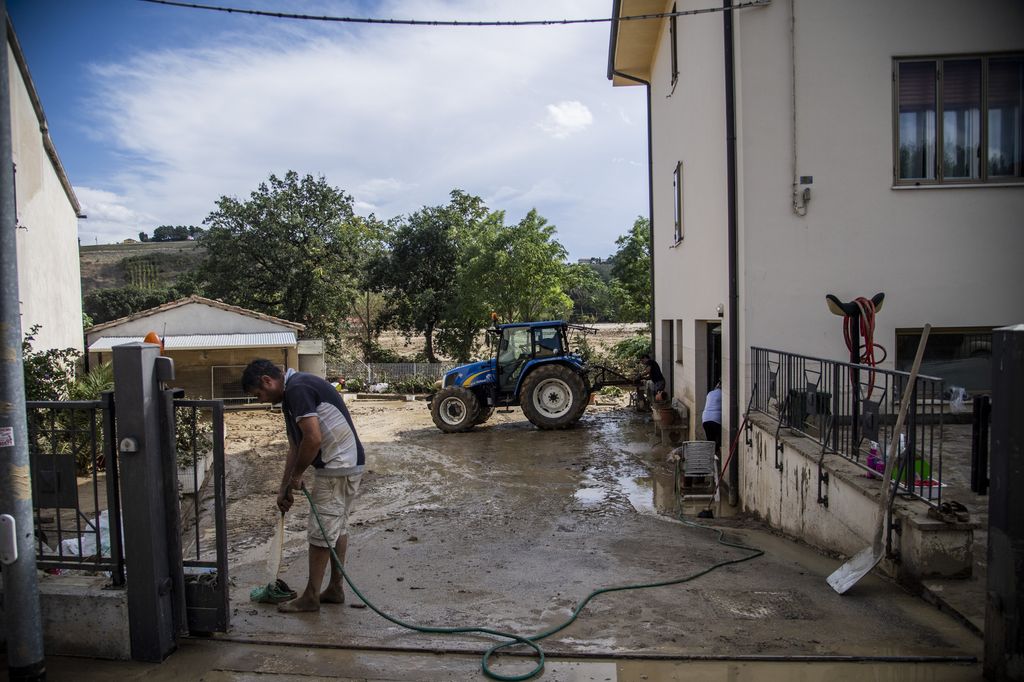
[608,0,1024,443]
[8,17,84,352]
[86,295,326,399]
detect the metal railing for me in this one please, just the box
[751,347,945,507]
[26,393,125,584]
[327,361,458,386]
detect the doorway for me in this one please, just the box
[706,322,722,392]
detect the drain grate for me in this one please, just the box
[699,590,816,620]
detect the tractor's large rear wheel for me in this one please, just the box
[520,364,587,430]
[431,387,479,433]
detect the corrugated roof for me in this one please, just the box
[88,332,297,353]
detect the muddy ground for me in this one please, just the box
[212,397,980,678]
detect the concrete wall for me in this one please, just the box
[635,0,1024,439]
[0,575,130,660]
[298,339,326,378]
[741,414,973,584]
[9,44,83,352]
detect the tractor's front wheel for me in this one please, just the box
[520,364,587,430]
[431,387,479,433]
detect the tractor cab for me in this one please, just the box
[493,321,568,394]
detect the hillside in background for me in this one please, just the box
[79,241,205,296]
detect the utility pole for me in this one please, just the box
[0,1,47,678]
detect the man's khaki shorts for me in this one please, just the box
[307,474,361,548]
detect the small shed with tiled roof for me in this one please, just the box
[86,295,325,399]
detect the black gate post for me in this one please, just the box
[112,343,179,662]
[972,395,991,495]
[984,324,1024,681]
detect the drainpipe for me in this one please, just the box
[607,0,655,352]
[723,0,741,506]
[0,0,47,679]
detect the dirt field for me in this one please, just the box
[371,322,648,361]
[214,397,980,675]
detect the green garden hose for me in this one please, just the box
[302,466,763,682]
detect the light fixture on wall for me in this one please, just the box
[716,304,724,318]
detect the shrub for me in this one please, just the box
[22,325,79,401]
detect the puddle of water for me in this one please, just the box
[574,487,608,505]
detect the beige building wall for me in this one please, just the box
[737,0,1024,369]
[645,0,732,436]
[633,0,1024,438]
[8,42,83,352]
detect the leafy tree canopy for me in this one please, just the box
[371,190,488,362]
[141,225,204,242]
[483,209,570,324]
[83,286,184,325]
[609,216,651,323]
[196,171,380,352]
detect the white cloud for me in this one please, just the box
[74,186,154,244]
[539,101,594,139]
[69,0,647,258]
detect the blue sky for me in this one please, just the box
[8,0,648,259]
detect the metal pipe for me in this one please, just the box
[0,1,47,678]
[724,0,741,506]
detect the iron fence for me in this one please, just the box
[751,347,945,507]
[26,393,125,584]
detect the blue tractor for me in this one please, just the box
[430,320,635,432]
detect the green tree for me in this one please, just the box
[564,262,614,322]
[484,209,571,323]
[22,325,79,401]
[609,216,651,323]
[196,172,375,351]
[371,191,488,363]
[151,225,200,242]
[83,286,182,324]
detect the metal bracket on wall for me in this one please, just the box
[818,470,829,507]
[774,396,789,471]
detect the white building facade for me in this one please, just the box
[609,0,1024,441]
[8,18,84,352]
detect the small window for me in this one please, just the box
[895,54,1023,185]
[675,320,684,364]
[896,327,995,394]
[672,161,683,244]
[669,4,679,87]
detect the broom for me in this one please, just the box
[249,511,298,604]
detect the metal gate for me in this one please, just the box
[171,397,229,634]
[27,389,230,643]
[26,393,125,583]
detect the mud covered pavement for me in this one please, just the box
[216,398,980,671]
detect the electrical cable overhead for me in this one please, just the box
[136,0,771,27]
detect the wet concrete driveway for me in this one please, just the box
[208,400,981,680]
